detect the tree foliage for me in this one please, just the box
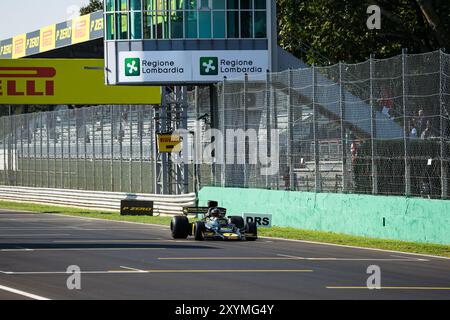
[80,0,103,15]
[277,0,450,65]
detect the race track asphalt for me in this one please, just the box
[0,209,449,300]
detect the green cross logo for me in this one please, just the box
[125,58,140,77]
[200,57,218,76]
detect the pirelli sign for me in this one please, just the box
[0,66,56,98]
[120,200,154,216]
[0,59,161,105]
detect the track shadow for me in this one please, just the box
[0,242,218,250]
[0,212,40,215]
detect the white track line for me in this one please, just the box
[0,269,314,275]
[0,284,50,300]
[260,236,450,261]
[120,266,147,273]
[0,234,71,237]
[0,248,166,252]
[276,254,428,262]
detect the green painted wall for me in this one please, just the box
[199,187,450,245]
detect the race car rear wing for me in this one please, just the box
[183,207,227,217]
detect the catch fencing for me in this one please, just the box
[0,50,449,199]
[0,106,159,194]
[207,49,450,199]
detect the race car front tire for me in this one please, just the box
[245,222,258,241]
[228,216,245,229]
[171,216,190,239]
[194,221,206,241]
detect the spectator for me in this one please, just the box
[293,172,298,191]
[421,120,434,140]
[416,109,426,136]
[378,87,394,119]
[351,139,360,163]
[410,119,418,137]
[444,108,450,139]
[283,168,289,190]
[283,167,298,191]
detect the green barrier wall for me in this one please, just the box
[198,187,450,245]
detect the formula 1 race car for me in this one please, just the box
[170,201,257,241]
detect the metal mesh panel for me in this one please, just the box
[208,50,450,200]
[0,105,156,194]
[0,50,449,199]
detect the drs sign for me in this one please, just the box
[243,213,272,228]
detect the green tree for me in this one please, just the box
[80,0,103,15]
[278,0,450,65]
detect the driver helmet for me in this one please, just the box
[210,208,221,218]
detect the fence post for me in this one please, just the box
[38,112,45,187]
[312,64,321,192]
[402,48,411,196]
[13,115,18,186]
[272,73,279,190]
[45,112,49,188]
[440,49,448,199]
[20,114,24,187]
[265,70,271,189]
[68,110,72,189]
[33,113,37,188]
[287,69,294,191]
[138,106,143,193]
[101,106,105,191]
[209,85,218,187]
[92,108,97,191]
[53,112,57,188]
[243,73,249,188]
[6,116,11,185]
[129,105,133,193]
[194,86,200,194]
[2,117,5,185]
[110,105,114,192]
[369,54,378,194]
[60,110,64,188]
[119,106,123,192]
[221,77,227,188]
[339,62,348,192]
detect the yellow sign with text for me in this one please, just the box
[0,59,161,105]
[157,134,183,153]
[72,15,90,44]
[12,34,26,59]
[40,25,56,52]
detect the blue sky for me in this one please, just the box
[0,0,91,40]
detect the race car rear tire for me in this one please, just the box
[194,221,206,241]
[171,216,190,239]
[245,222,257,241]
[228,216,245,229]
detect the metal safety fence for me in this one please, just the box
[0,105,159,194]
[1,50,449,199]
[208,49,450,199]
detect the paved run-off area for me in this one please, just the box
[0,210,449,300]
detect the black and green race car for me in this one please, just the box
[170,201,257,241]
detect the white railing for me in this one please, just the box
[0,186,196,215]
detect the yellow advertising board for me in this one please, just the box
[40,25,56,52]
[0,11,104,59]
[12,34,27,59]
[0,59,161,105]
[157,134,183,153]
[72,15,91,45]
